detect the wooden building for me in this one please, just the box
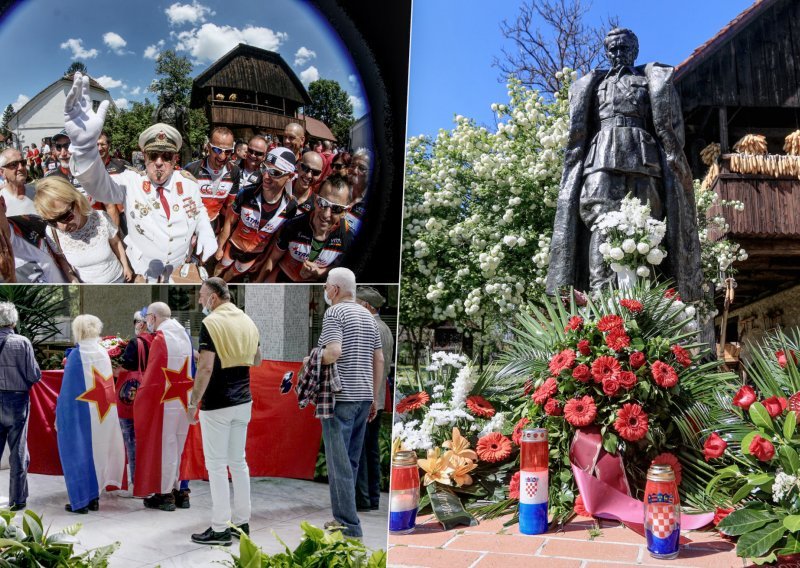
[673,0,800,349]
[190,43,312,140]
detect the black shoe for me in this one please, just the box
[173,488,190,509]
[232,523,249,539]
[144,493,176,512]
[88,498,99,511]
[65,503,88,514]
[8,502,25,512]
[356,505,371,512]
[191,527,231,546]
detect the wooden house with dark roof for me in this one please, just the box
[674,0,800,351]
[190,43,312,139]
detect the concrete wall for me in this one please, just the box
[245,285,312,362]
[79,286,154,340]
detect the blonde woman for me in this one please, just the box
[56,314,125,514]
[34,177,133,283]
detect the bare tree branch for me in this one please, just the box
[494,0,619,94]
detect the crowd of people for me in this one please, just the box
[0,269,392,544]
[0,73,373,284]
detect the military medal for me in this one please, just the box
[153,202,160,209]
[173,204,180,212]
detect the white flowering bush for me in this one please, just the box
[594,195,667,276]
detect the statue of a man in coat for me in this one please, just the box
[545,28,702,302]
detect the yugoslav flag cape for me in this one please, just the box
[56,339,125,509]
[134,318,193,497]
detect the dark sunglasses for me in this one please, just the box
[44,204,76,227]
[147,151,175,162]
[316,195,349,215]
[353,165,368,173]
[54,143,70,151]
[1,159,25,169]
[210,145,235,156]
[331,162,346,171]
[299,162,322,177]
[266,167,290,179]
[246,147,265,158]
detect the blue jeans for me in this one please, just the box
[356,409,382,509]
[119,418,136,485]
[321,400,371,537]
[0,391,30,506]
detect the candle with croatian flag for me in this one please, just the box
[519,428,549,535]
[389,450,420,534]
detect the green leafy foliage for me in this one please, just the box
[222,522,385,568]
[0,285,69,356]
[0,507,118,566]
[305,79,355,147]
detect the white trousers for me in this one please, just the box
[199,402,252,532]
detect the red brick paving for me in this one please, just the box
[388,514,747,567]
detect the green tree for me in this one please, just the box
[103,99,157,160]
[149,49,193,106]
[65,61,87,76]
[1,104,14,138]
[305,79,354,147]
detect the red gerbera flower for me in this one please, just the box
[597,314,624,332]
[549,349,576,375]
[617,371,637,390]
[532,377,558,405]
[396,391,430,413]
[565,316,583,331]
[544,398,563,416]
[564,395,598,427]
[620,299,643,313]
[512,417,530,445]
[671,345,692,368]
[574,494,591,517]
[572,363,591,383]
[664,288,681,301]
[652,452,682,485]
[509,471,521,500]
[606,327,631,351]
[591,356,621,383]
[476,432,512,463]
[577,339,592,356]
[651,360,679,388]
[466,395,496,418]
[614,403,649,441]
[713,508,734,526]
[776,350,798,369]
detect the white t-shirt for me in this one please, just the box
[52,210,123,283]
[1,185,37,216]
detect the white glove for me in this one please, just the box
[195,230,218,262]
[64,73,109,152]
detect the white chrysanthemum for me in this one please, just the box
[646,248,665,265]
[598,242,611,255]
[622,239,636,253]
[637,242,650,254]
[636,265,650,277]
[610,247,625,261]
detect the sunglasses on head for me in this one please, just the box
[316,195,349,215]
[2,159,25,170]
[44,204,76,227]
[266,167,290,179]
[247,147,265,158]
[147,151,175,162]
[54,143,70,151]
[209,144,235,156]
[299,162,322,177]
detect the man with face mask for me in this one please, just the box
[187,278,261,546]
[62,73,218,282]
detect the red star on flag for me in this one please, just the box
[161,357,193,410]
[77,366,116,422]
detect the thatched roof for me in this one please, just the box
[191,44,311,106]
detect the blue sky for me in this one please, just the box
[0,0,367,117]
[408,0,755,137]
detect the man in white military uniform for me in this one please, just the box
[63,73,218,282]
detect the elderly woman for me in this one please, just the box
[34,176,133,283]
[56,314,125,514]
[346,148,371,235]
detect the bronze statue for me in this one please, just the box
[546,28,702,302]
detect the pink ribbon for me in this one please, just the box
[570,427,714,530]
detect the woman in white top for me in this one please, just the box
[34,177,133,283]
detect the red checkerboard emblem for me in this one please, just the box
[525,476,539,498]
[647,503,677,538]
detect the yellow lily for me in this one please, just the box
[448,456,477,487]
[442,427,478,463]
[417,447,452,486]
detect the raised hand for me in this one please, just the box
[63,73,109,152]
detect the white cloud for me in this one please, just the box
[114,98,129,110]
[294,46,316,66]
[165,1,214,26]
[143,39,166,60]
[60,38,98,60]
[11,94,29,112]
[299,66,319,86]
[96,75,125,89]
[174,23,287,63]
[103,32,128,55]
[348,74,357,85]
[128,86,141,96]
[349,95,365,116]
